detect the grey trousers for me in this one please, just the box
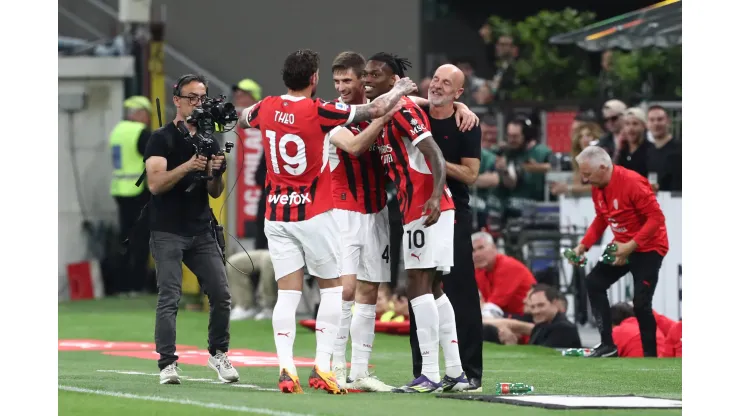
[150,230,232,370]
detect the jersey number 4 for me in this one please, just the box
[266,130,308,176]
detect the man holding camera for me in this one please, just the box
[144,74,238,385]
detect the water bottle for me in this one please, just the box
[601,243,629,265]
[561,348,593,357]
[563,248,586,267]
[496,382,534,395]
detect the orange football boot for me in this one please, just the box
[308,366,347,395]
[278,368,304,394]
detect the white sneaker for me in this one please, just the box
[159,364,181,385]
[254,308,273,321]
[348,374,394,392]
[230,306,258,321]
[208,351,240,383]
[332,362,348,389]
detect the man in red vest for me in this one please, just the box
[569,146,669,358]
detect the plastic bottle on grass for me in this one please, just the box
[496,382,534,395]
[561,348,593,357]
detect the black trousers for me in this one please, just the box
[586,250,663,357]
[409,209,483,381]
[115,192,151,293]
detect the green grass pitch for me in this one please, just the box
[58,297,681,416]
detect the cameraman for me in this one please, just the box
[144,74,238,385]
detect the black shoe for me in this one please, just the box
[465,377,482,392]
[588,343,618,357]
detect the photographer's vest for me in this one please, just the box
[109,120,147,197]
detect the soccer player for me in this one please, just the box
[237,49,416,394]
[329,52,481,392]
[363,52,468,393]
[327,51,394,392]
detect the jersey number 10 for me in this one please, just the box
[266,129,308,176]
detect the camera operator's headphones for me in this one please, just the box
[508,114,538,142]
[172,74,209,97]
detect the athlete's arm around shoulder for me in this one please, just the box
[351,77,417,123]
[329,101,403,156]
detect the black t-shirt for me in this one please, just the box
[422,106,482,213]
[528,312,582,349]
[647,138,682,192]
[137,129,151,156]
[616,139,653,178]
[143,122,220,236]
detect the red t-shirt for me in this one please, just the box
[665,321,682,358]
[328,98,387,214]
[376,96,455,224]
[653,310,677,337]
[581,165,669,256]
[475,254,537,315]
[612,317,670,358]
[246,95,355,221]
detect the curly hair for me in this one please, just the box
[282,49,320,91]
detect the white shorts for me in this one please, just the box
[264,210,342,280]
[402,209,455,274]
[333,207,391,283]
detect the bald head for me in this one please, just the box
[428,64,465,107]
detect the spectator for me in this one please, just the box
[417,77,432,99]
[471,115,505,229]
[571,110,598,140]
[665,321,682,357]
[227,250,277,321]
[472,231,537,317]
[473,84,494,106]
[611,302,670,358]
[616,108,654,178]
[596,99,627,158]
[646,105,682,191]
[480,114,499,150]
[484,285,581,349]
[496,116,553,204]
[451,57,487,105]
[550,122,604,197]
[489,34,518,101]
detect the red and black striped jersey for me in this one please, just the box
[328,99,387,214]
[376,96,455,224]
[245,95,356,221]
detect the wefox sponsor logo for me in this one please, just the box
[268,192,312,205]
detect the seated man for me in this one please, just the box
[665,321,682,358]
[472,231,536,317]
[483,284,582,349]
[611,303,670,358]
[226,250,277,321]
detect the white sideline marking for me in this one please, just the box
[59,385,313,416]
[96,369,278,391]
